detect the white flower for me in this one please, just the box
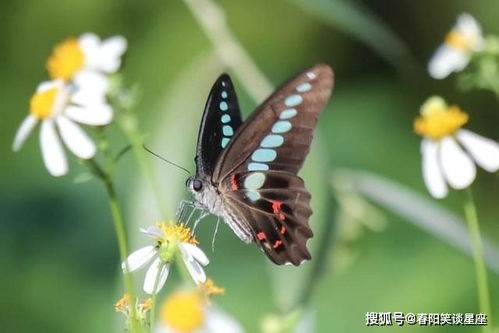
[47,33,127,93]
[156,289,244,333]
[428,13,485,79]
[414,96,499,198]
[122,223,209,295]
[12,80,113,176]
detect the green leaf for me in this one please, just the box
[341,169,499,274]
[290,0,417,75]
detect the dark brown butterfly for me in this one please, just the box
[186,64,334,265]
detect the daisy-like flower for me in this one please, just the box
[428,13,485,79]
[122,222,209,295]
[156,283,243,333]
[414,96,499,198]
[12,80,113,176]
[47,33,127,93]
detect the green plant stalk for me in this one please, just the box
[85,159,140,333]
[182,0,273,102]
[175,251,195,284]
[149,263,164,333]
[119,113,170,221]
[105,179,140,333]
[464,189,492,331]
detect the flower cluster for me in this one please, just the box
[418,14,499,198]
[123,222,209,294]
[12,33,127,176]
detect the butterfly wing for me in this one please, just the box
[195,74,242,178]
[215,64,334,265]
[222,171,313,265]
[213,64,333,180]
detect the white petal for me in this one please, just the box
[98,36,127,72]
[440,136,476,189]
[428,45,469,79]
[181,243,209,266]
[456,129,499,172]
[12,115,38,151]
[457,14,483,45]
[56,117,96,159]
[65,104,113,126]
[205,307,244,333]
[36,80,59,93]
[79,33,101,66]
[144,259,170,294]
[40,120,68,177]
[457,14,480,32]
[421,139,448,198]
[72,71,109,102]
[121,246,157,272]
[140,226,164,239]
[182,252,207,284]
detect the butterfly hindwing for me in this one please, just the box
[222,170,313,265]
[195,74,242,178]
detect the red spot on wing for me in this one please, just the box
[256,232,266,240]
[271,201,282,213]
[280,226,286,234]
[272,240,283,249]
[230,174,238,191]
[270,200,286,221]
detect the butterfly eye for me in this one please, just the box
[191,179,203,192]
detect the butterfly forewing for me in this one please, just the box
[195,74,242,178]
[213,64,333,180]
[214,64,334,265]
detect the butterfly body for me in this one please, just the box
[187,64,334,265]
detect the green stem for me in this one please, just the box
[149,266,161,333]
[182,0,273,101]
[464,188,493,331]
[175,252,195,284]
[85,159,140,333]
[121,118,169,220]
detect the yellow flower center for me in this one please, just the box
[30,87,59,119]
[46,38,85,80]
[445,30,472,51]
[414,96,469,139]
[158,222,198,245]
[160,291,205,332]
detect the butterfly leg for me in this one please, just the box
[175,200,200,222]
[192,210,210,232]
[211,217,221,252]
[185,206,199,225]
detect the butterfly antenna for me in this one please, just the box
[142,144,191,175]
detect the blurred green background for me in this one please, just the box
[1,0,498,332]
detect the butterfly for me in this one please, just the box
[186,64,334,265]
